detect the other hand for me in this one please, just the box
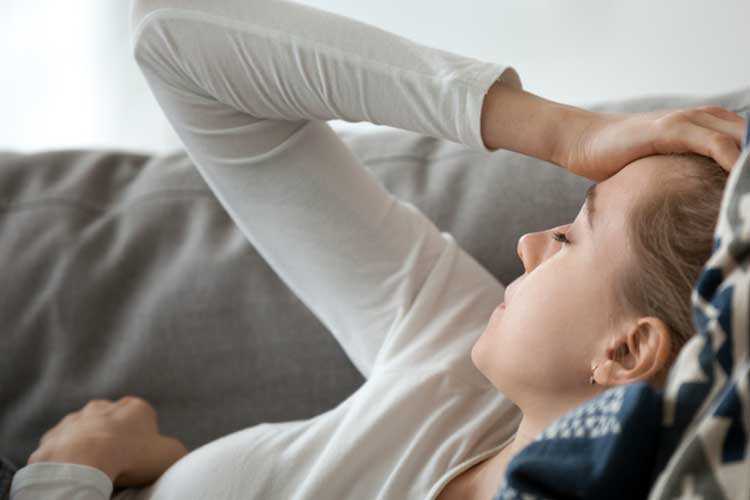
[28,396,189,488]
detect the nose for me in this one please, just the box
[517,228,561,273]
[517,233,535,273]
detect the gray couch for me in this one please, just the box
[1,86,749,472]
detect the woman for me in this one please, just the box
[10,1,746,499]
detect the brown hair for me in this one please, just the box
[611,153,728,389]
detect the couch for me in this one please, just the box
[1,85,749,473]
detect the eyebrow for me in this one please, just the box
[585,183,597,232]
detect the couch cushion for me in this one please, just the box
[1,85,748,468]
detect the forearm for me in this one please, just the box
[131,0,519,152]
[480,80,596,166]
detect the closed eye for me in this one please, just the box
[552,231,571,245]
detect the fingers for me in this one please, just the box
[83,399,115,413]
[39,427,57,446]
[653,109,744,172]
[160,436,189,461]
[697,105,745,125]
[115,395,160,426]
[146,436,189,478]
[685,107,745,148]
[114,436,188,488]
[680,125,741,172]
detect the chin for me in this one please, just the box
[471,329,512,391]
[470,336,484,371]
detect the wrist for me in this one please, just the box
[28,435,121,483]
[549,105,601,169]
[480,80,592,167]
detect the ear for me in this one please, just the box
[593,317,672,386]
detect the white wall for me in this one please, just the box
[1,0,748,155]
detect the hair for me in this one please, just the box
[610,152,728,389]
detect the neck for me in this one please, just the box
[477,395,597,493]
[508,387,601,454]
[504,413,550,457]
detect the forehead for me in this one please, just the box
[598,158,662,211]
[584,157,663,235]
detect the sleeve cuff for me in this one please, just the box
[10,462,113,499]
[464,63,523,153]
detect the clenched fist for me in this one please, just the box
[28,396,189,488]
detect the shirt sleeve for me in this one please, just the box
[10,463,113,500]
[129,0,521,380]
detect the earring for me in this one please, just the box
[589,363,598,385]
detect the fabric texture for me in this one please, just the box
[1,0,749,498]
[10,463,113,500]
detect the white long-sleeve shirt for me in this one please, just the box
[10,0,524,498]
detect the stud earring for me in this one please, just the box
[589,363,598,385]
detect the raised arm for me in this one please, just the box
[127,0,524,383]
[130,0,523,152]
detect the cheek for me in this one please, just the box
[483,300,555,359]
[473,304,546,393]
[473,274,593,388]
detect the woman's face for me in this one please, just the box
[471,157,661,408]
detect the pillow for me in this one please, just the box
[1,85,748,470]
